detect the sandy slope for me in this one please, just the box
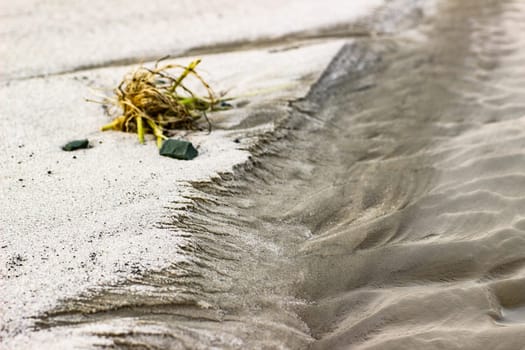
[0,0,387,347]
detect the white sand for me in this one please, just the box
[0,0,382,80]
[0,41,350,345]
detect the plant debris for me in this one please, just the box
[62,139,90,151]
[159,139,198,160]
[94,57,228,148]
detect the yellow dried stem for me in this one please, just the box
[136,116,144,144]
[101,115,125,131]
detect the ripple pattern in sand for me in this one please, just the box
[29,0,525,348]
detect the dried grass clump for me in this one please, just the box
[97,58,225,147]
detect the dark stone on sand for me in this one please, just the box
[62,139,89,151]
[159,139,198,160]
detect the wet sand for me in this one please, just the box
[8,0,525,348]
[296,1,525,347]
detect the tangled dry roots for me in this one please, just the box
[99,58,224,147]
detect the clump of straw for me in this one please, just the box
[97,57,225,147]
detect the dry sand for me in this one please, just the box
[0,41,349,345]
[0,0,383,81]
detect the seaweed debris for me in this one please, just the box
[93,57,228,148]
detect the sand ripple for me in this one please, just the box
[29,0,525,348]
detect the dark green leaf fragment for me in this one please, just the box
[159,139,198,160]
[62,139,90,151]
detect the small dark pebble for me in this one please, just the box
[47,170,52,175]
[220,101,233,108]
[18,178,23,182]
[73,156,77,159]
[62,139,89,151]
[159,139,198,160]
[234,138,240,143]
